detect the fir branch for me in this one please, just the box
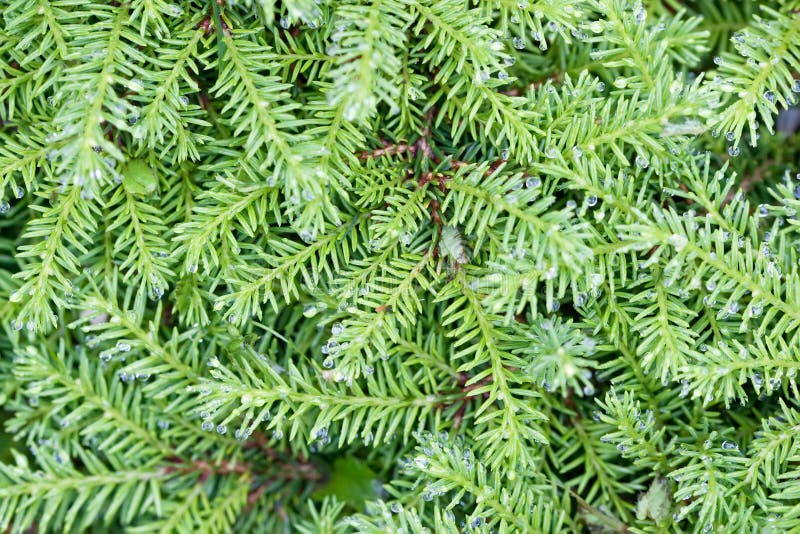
[51,2,139,194]
[326,0,411,122]
[710,5,800,146]
[12,186,97,331]
[2,2,800,531]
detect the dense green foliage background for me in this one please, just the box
[2,0,800,532]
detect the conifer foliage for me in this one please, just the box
[2,0,800,531]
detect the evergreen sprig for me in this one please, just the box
[2,0,800,532]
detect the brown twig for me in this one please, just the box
[198,17,214,35]
[501,73,563,97]
[163,456,252,484]
[359,127,438,162]
[436,372,494,428]
[164,438,324,513]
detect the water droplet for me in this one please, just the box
[116,341,131,352]
[585,195,598,207]
[728,146,740,157]
[414,455,430,469]
[512,37,525,49]
[279,17,291,29]
[589,273,603,287]
[128,79,143,92]
[473,70,490,85]
[187,263,198,274]
[0,201,10,214]
[216,424,227,435]
[501,148,510,161]
[713,56,722,66]
[525,176,541,189]
[299,229,315,243]
[764,90,775,103]
[323,357,334,369]
[635,155,649,169]
[721,440,738,450]
[201,420,214,431]
[331,322,345,336]
[570,28,587,40]
[669,234,688,251]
